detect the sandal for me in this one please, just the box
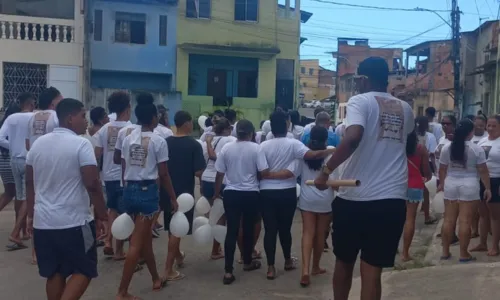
[300,275,310,287]
[424,218,438,225]
[266,266,276,280]
[223,274,236,285]
[167,271,185,281]
[6,242,27,251]
[153,278,167,291]
[284,258,298,271]
[243,260,261,271]
[103,246,114,256]
[440,254,452,260]
[459,256,476,263]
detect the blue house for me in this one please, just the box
[88,0,180,124]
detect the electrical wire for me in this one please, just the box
[309,0,451,12]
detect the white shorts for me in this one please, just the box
[444,177,480,201]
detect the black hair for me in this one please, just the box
[443,115,457,127]
[259,120,266,129]
[157,105,168,126]
[465,115,475,122]
[270,110,288,137]
[415,116,429,135]
[56,98,84,122]
[475,115,487,123]
[134,93,157,126]
[425,107,436,118]
[313,106,325,118]
[450,119,474,165]
[205,117,213,128]
[488,115,500,124]
[224,109,237,123]
[305,126,328,171]
[214,117,231,135]
[406,130,418,156]
[18,92,34,106]
[213,110,225,117]
[289,110,301,129]
[107,91,130,114]
[174,110,192,128]
[38,87,61,110]
[357,57,389,89]
[90,106,107,126]
[0,103,20,156]
[235,119,254,140]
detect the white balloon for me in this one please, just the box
[193,224,213,245]
[193,216,209,232]
[198,116,208,130]
[111,213,135,240]
[327,146,336,149]
[169,212,190,238]
[195,196,211,215]
[177,193,195,213]
[296,183,301,198]
[425,176,437,198]
[432,192,445,214]
[209,198,224,225]
[213,225,227,244]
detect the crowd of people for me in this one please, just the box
[0,56,498,300]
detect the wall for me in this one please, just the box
[90,0,177,76]
[318,68,335,100]
[299,59,319,100]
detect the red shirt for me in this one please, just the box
[408,144,424,189]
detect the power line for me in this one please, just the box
[309,0,451,12]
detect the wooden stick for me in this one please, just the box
[305,179,360,187]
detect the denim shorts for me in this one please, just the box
[11,157,26,200]
[407,188,424,203]
[104,181,124,213]
[123,181,159,218]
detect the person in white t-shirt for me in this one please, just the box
[438,119,491,262]
[425,107,444,143]
[93,91,132,260]
[117,96,177,299]
[154,104,173,139]
[289,110,305,140]
[200,110,224,142]
[471,115,488,144]
[471,115,500,256]
[26,98,107,300]
[260,110,334,280]
[314,57,414,299]
[213,119,269,284]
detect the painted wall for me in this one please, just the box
[299,59,319,101]
[176,0,303,125]
[90,0,177,76]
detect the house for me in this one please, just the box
[461,21,500,115]
[0,0,84,107]
[87,0,180,123]
[176,0,312,125]
[318,67,335,100]
[299,59,335,102]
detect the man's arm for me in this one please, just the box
[193,141,207,178]
[81,165,107,221]
[26,165,35,219]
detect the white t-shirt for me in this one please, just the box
[231,121,238,137]
[289,157,338,213]
[291,125,305,140]
[201,136,237,182]
[259,137,310,190]
[417,132,437,159]
[26,128,96,229]
[471,132,488,144]
[429,121,443,143]
[109,113,117,121]
[27,110,59,148]
[153,124,173,139]
[335,123,346,138]
[115,124,140,151]
[261,120,271,136]
[439,141,486,179]
[200,126,214,142]
[255,131,264,144]
[304,122,334,134]
[265,131,294,140]
[478,137,500,178]
[337,92,414,201]
[215,141,268,191]
[93,120,132,181]
[435,136,452,174]
[0,112,34,158]
[121,131,169,181]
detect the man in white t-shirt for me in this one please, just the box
[425,107,443,143]
[26,98,107,300]
[314,57,414,300]
[93,91,132,259]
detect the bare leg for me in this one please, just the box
[139,217,163,289]
[300,211,316,277]
[471,210,480,237]
[332,259,355,300]
[211,215,225,259]
[457,201,478,259]
[60,274,91,300]
[108,210,125,260]
[46,274,66,300]
[312,213,331,274]
[164,234,183,279]
[470,200,489,252]
[9,200,27,245]
[105,209,117,252]
[0,183,16,212]
[360,260,383,300]
[487,203,500,256]
[441,200,459,258]
[422,188,432,221]
[402,202,419,261]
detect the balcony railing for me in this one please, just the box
[0,14,74,43]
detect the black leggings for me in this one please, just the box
[223,190,259,273]
[260,188,297,266]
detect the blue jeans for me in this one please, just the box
[104,181,124,213]
[123,181,159,218]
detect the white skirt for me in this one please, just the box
[444,177,480,201]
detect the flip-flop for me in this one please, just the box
[440,254,452,260]
[167,271,185,281]
[176,251,186,268]
[252,250,262,259]
[153,278,167,291]
[311,268,327,276]
[424,218,438,225]
[243,260,261,271]
[223,274,236,285]
[300,275,310,287]
[284,257,298,271]
[459,256,476,263]
[6,242,27,251]
[103,247,114,256]
[210,252,224,260]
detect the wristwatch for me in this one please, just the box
[321,165,333,175]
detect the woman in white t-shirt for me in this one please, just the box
[289,110,305,140]
[438,119,491,262]
[471,115,500,256]
[117,96,177,298]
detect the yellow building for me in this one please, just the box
[300,59,320,101]
[176,0,312,125]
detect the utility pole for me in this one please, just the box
[451,0,461,117]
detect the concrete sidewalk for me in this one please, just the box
[345,262,500,300]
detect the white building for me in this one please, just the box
[0,0,84,107]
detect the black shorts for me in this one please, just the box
[331,197,406,268]
[160,188,194,235]
[34,221,98,279]
[480,177,500,203]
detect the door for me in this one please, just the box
[207,69,227,97]
[275,59,295,110]
[48,65,79,100]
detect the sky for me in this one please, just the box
[289,0,499,70]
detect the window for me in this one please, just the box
[417,106,424,116]
[303,82,307,87]
[159,15,167,46]
[115,12,146,44]
[309,68,314,76]
[94,10,103,41]
[186,0,211,19]
[237,71,258,97]
[301,67,305,74]
[235,0,258,21]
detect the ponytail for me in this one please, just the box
[450,119,474,165]
[305,126,328,171]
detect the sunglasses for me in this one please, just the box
[441,122,452,126]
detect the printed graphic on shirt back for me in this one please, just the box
[482,145,492,159]
[129,136,151,167]
[107,126,120,152]
[33,112,51,136]
[417,134,427,147]
[450,146,469,169]
[375,96,405,142]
